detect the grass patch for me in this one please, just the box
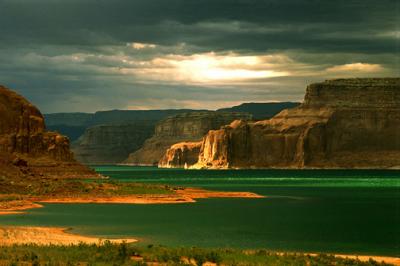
[0,177,174,197]
[0,243,393,266]
[0,176,174,210]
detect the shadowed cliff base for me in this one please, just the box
[159,78,400,169]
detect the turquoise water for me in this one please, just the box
[0,166,399,256]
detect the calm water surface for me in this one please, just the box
[0,166,399,256]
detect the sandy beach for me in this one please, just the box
[302,253,400,266]
[333,254,400,266]
[0,226,136,246]
[269,252,400,266]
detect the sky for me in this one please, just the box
[0,0,399,113]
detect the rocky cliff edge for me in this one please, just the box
[0,85,95,178]
[180,78,400,169]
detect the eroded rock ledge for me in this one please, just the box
[158,141,202,168]
[0,85,95,178]
[163,78,400,169]
[124,111,251,165]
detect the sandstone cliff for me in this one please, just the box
[0,85,95,178]
[46,104,297,164]
[158,141,202,168]
[45,109,206,163]
[72,122,154,164]
[45,109,205,142]
[188,78,400,169]
[124,111,252,166]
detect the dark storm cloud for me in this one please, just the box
[0,0,398,112]
[1,0,398,51]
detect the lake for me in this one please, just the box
[0,166,399,256]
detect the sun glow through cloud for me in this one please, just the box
[121,52,291,84]
[326,63,384,73]
[129,42,157,49]
[171,53,289,81]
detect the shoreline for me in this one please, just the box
[1,188,397,265]
[0,225,398,265]
[0,202,43,216]
[38,188,264,204]
[309,253,400,266]
[0,226,136,246]
[0,188,264,214]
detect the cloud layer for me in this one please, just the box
[0,0,398,112]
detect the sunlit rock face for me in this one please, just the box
[193,78,400,169]
[0,85,95,178]
[158,141,202,168]
[123,111,252,166]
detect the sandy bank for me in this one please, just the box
[0,188,263,214]
[0,202,43,215]
[37,188,264,205]
[0,188,265,209]
[272,252,400,266]
[302,253,400,266]
[0,226,136,246]
[334,254,400,266]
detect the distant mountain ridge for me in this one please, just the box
[218,102,300,120]
[45,109,206,141]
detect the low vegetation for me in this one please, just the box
[0,176,174,211]
[0,243,393,266]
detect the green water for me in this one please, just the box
[0,166,399,256]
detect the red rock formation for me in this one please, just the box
[192,78,400,169]
[124,111,251,165]
[158,141,202,168]
[0,85,95,178]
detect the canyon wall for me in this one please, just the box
[183,78,400,169]
[124,111,252,166]
[46,103,298,164]
[158,141,202,168]
[0,85,95,178]
[45,109,205,164]
[45,109,205,142]
[72,123,154,164]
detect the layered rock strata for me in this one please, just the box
[176,78,400,169]
[158,141,202,168]
[124,111,252,166]
[0,85,95,178]
[72,123,154,164]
